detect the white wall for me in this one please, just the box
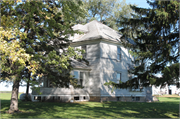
[99,42,146,97]
[152,85,180,95]
[152,85,168,95]
[71,41,147,97]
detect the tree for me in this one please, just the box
[76,0,135,31]
[0,0,86,113]
[159,63,179,87]
[0,0,39,113]
[105,0,179,89]
[15,0,86,87]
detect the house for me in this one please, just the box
[151,75,180,95]
[31,20,153,102]
[152,84,180,95]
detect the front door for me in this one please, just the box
[169,89,172,95]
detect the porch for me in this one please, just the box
[31,87,90,102]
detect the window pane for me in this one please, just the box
[80,72,84,87]
[117,47,121,60]
[117,73,121,80]
[80,79,83,87]
[117,47,121,53]
[80,72,84,79]
[82,46,86,58]
[74,71,79,79]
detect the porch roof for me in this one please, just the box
[71,59,91,70]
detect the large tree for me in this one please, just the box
[105,0,179,89]
[75,0,135,31]
[15,0,86,87]
[0,0,39,113]
[0,0,86,113]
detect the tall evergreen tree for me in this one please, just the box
[105,0,179,89]
[15,0,86,88]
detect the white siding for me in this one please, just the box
[87,44,100,59]
[99,42,146,96]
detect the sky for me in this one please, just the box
[0,0,152,92]
[126,0,150,8]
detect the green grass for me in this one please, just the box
[0,93,179,118]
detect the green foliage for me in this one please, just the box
[76,0,135,31]
[0,0,36,82]
[31,87,42,95]
[12,0,86,87]
[0,0,86,112]
[105,0,179,89]
[156,63,179,87]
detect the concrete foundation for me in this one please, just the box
[89,96,101,102]
[101,96,146,102]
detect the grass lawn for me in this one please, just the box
[0,93,179,118]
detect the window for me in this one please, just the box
[80,72,84,87]
[129,75,143,91]
[136,78,143,90]
[73,71,79,79]
[74,96,79,100]
[117,47,121,60]
[117,73,121,83]
[58,96,60,100]
[81,45,86,58]
[117,97,121,101]
[132,97,140,101]
[73,71,88,87]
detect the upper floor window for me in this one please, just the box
[117,73,121,83]
[81,45,86,58]
[117,47,121,60]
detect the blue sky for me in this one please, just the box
[126,0,150,8]
[0,0,152,92]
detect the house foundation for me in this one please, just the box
[100,96,146,102]
[89,96,101,102]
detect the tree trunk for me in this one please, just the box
[25,73,30,101]
[8,79,20,113]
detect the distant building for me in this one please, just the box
[152,84,180,95]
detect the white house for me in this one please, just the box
[152,84,180,95]
[31,20,153,102]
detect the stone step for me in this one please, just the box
[152,96,159,101]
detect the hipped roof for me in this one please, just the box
[72,20,122,43]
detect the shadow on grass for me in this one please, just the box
[161,97,180,100]
[101,101,179,118]
[1,99,179,118]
